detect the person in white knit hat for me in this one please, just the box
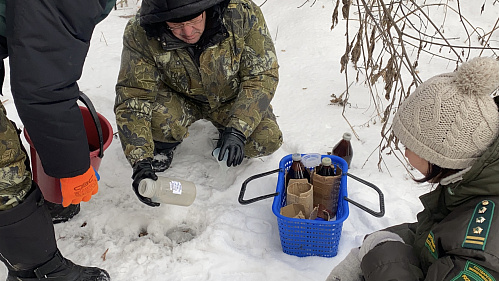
[326,57,499,281]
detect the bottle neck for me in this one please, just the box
[292,160,304,168]
[138,179,157,198]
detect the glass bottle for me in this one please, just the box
[138,176,196,206]
[332,132,353,167]
[285,153,311,186]
[316,157,335,176]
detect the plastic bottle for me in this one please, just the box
[212,147,229,172]
[138,176,196,206]
[332,132,353,167]
[301,153,322,172]
[285,153,311,186]
[316,157,335,176]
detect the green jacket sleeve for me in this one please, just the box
[115,18,159,166]
[226,0,279,138]
[361,241,424,281]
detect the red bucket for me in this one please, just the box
[24,99,113,203]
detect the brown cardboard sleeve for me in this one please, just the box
[286,181,314,219]
[286,177,309,186]
[280,204,307,219]
[311,169,342,217]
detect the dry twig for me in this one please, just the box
[331,0,499,171]
[101,249,109,261]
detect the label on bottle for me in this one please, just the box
[170,181,183,195]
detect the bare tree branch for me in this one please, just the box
[331,0,499,172]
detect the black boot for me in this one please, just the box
[5,250,110,281]
[45,201,81,224]
[152,141,180,172]
[0,184,110,281]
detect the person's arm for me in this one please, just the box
[425,254,499,280]
[115,18,160,166]
[364,244,499,281]
[326,230,423,281]
[225,1,279,138]
[361,241,423,281]
[6,0,113,178]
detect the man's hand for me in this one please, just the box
[132,159,160,207]
[217,127,246,167]
[60,166,99,207]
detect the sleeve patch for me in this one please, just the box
[463,200,495,251]
[425,231,438,259]
[450,261,496,281]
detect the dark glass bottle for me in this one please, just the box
[332,132,353,167]
[285,153,311,186]
[316,157,334,176]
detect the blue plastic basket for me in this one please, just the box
[238,154,385,258]
[271,154,349,258]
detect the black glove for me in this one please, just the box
[217,127,246,167]
[132,159,160,207]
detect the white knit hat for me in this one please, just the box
[392,57,499,169]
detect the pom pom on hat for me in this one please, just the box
[392,57,499,170]
[456,57,499,97]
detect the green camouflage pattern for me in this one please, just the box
[0,103,32,210]
[115,0,281,166]
[150,93,282,158]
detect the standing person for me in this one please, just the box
[326,57,499,281]
[0,0,114,280]
[115,0,283,207]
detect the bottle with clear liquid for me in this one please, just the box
[285,153,311,186]
[138,176,196,206]
[316,157,335,176]
[332,132,353,167]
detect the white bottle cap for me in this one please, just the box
[343,132,352,141]
[292,153,302,161]
[321,157,332,166]
[138,179,156,198]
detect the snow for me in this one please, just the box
[1,0,497,280]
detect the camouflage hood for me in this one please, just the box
[140,0,226,24]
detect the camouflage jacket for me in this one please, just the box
[115,0,279,165]
[361,133,499,280]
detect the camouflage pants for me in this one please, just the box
[152,93,283,158]
[0,103,32,211]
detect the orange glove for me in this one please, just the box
[60,166,99,207]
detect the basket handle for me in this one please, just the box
[78,92,104,158]
[344,173,385,217]
[238,168,281,205]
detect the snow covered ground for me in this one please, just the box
[1,0,498,280]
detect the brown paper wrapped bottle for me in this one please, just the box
[316,157,335,176]
[332,132,353,167]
